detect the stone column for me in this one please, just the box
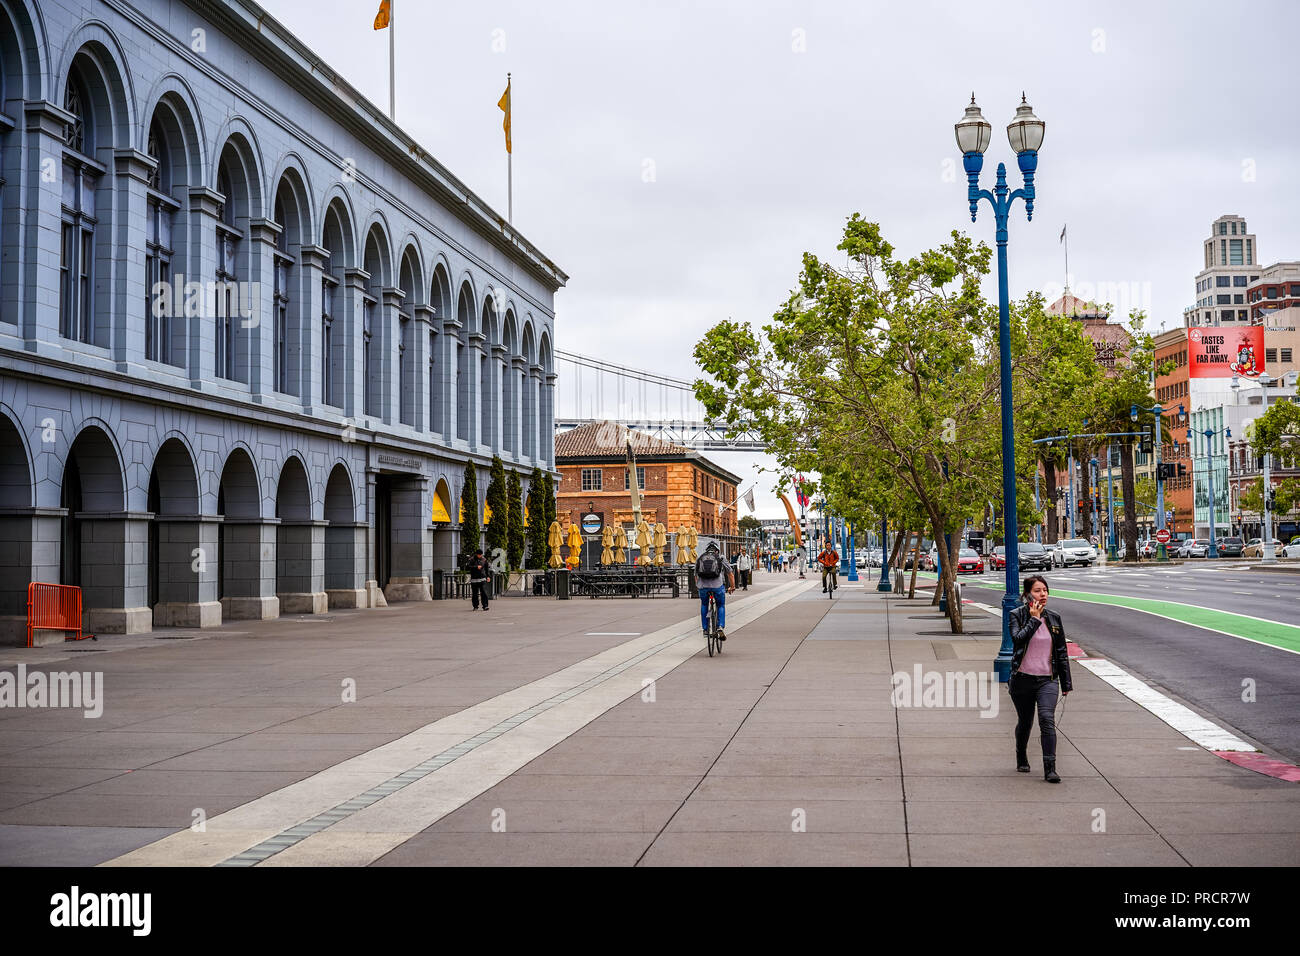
[325,521,368,608]
[151,515,221,628]
[467,331,486,450]
[186,186,224,386]
[341,267,370,421]
[0,508,63,646]
[380,286,406,426]
[544,371,557,467]
[384,476,432,602]
[298,243,329,414]
[509,354,526,461]
[527,363,543,463]
[78,512,152,634]
[220,518,279,620]
[363,469,386,609]
[247,216,281,400]
[412,304,434,432]
[443,319,462,444]
[111,148,154,373]
[276,518,328,614]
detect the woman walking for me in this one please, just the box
[1007,575,1072,782]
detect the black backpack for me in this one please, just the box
[696,551,721,578]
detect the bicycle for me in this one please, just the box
[826,570,837,599]
[705,591,722,657]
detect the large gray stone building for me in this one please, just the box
[0,0,566,639]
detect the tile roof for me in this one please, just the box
[554,421,688,459]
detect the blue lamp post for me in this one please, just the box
[848,522,859,581]
[877,516,891,591]
[1198,424,1231,558]
[957,92,1045,682]
[1132,402,1181,562]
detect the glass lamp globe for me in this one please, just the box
[1006,94,1045,153]
[954,95,992,154]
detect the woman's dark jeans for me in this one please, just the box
[1009,672,1059,759]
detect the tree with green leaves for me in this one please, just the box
[694,216,1098,632]
[1250,401,1300,459]
[484,455,508,564]
[458,461,481,568]
[506,470,525,571]
[738,514,762,535]
[541,471,557,533]
[526,467,548,569]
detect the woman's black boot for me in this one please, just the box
[1016,748,1030,773]
[1044,758,1060,783]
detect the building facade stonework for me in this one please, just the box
[0,0,565,641]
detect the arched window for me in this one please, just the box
[215,163,238,379]
[362,298,375,416]
[428,327,436,433]
[59,68,98,343]
[321,272,336,406]
[144,118,178,364]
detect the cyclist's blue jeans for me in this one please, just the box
[699,586,726,631]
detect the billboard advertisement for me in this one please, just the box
[1188,326,1265,379]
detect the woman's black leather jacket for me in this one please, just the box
[1007,603,1073,692]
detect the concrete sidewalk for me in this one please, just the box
[1,572,1296,866]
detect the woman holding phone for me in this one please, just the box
[1007,575,1072,782]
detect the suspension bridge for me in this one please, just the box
[553,349,765,451]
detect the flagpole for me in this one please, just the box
[389,0,396,120]
[507,73,512,223]
[1062,222,1069,292]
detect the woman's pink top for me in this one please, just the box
[1020,617,1053,676]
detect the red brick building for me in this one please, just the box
[553,422,740,537]
[1153,327,1193,534]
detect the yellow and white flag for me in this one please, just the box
[373,0,390,30]
[498,78,511,153]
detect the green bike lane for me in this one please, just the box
[916,571,1300,655]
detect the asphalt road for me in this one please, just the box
[960,563,1300,764]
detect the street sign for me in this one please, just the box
[1155,529,1171,544]
[581,513,602,535]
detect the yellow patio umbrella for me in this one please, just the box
[686,526,699,563]
[613,525,628,564]
[600,525,615,566]
[675,524,690,564]
[566,521,583,567]
[547,520,564,568]
[653,522,668,566]
[635,518,651,565]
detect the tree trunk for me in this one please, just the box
[1043,459,1059,544]
[1120,442,1139,561]
[945,531,963,633]
[888,529,905,569]
[907,532,921,599]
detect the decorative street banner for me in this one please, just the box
[1188,326,1265,378]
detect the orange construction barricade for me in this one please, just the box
[26,583,94,648]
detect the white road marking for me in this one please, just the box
[585,632,642,636]
[1231,591,1254,595]
[1076,659,1255,752]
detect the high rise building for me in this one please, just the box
[1186,215,1260,328]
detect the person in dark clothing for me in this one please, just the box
[466,547,491,610]
[1007,575,1072,782]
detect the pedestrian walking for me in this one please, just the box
[466,547,491,611]
[1007,575,1072,782]
[796,545,807,578]
[736,550,752,590]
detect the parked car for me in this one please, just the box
[1139,539,1158,559]
[1284,540,1300,559]
[990,545,1006,571]
[1217,536,1244,558]
[1241,538,1265,558]
[956,548,984,575]
[1058,537,1097,567]
[1177,538,1209,558]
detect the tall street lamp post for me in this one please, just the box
[877,517,891,591]
[955,93,1045,682]
[1132,402,1179,561]
[1197,425,1231,558]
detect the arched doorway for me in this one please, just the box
[147,437,218,627]
[60,425,144,632]
[217,448,277,620]
[276,456,326,613]
[0,412,37,641]
[324,463,366,607]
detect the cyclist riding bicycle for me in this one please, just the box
[695,542,735,642]
[817,544,840,593]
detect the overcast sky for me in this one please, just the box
[261,0,1300,519]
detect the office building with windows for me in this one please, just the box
[0,0,565,640]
